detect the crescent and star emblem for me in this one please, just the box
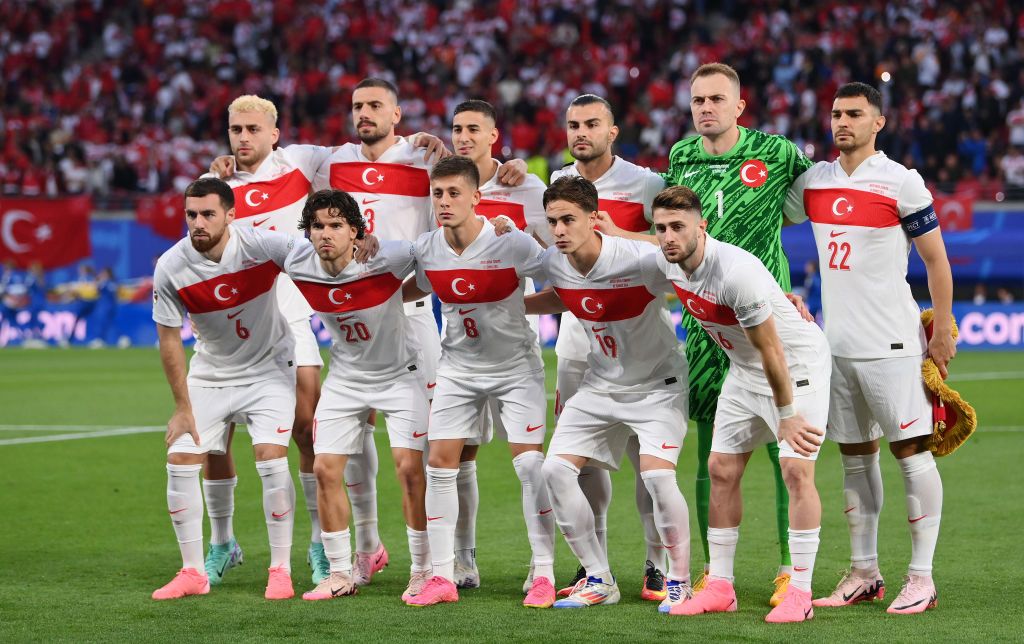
[1,210,34,253]
[686,298,706,317]
[328,288,352,305]
[362,167,385,186]
[244,188,269,208]
[213,284,237,302]
[580,297,602,314]
[451,278,474,296]
[831,197,853,217]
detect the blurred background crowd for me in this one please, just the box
[3,0,1024,206]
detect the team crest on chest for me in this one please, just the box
[739,159,768,188]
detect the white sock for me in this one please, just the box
[298,472,321,545]
[344,425,380,553]
[629,446,665,569]
[578,465,612,560]
[788,527,820,592]
[455,460,478,565]
[425,466,459,581]
[407,527,431,574]
[321,529,352,574]
[542,456,610,580]
[640,469,690,583]
[512,451,555,583]
[167,463,204,571]
[255,457,295,571]
[841,451,883,571]
[708,526,739,582]
[202,476,236,546]
[898,451,943,576]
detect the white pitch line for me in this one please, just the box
[947,371,1024,382]
[0,426,163,446]
[0,424,140,432]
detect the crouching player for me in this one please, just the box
[151,178,299,600]
[648,186,831,623]
[285,189,431,601]
[526,176,692,611]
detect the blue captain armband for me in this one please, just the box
[901,205,939,237]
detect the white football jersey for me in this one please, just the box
[652,235,830,395]
[414,221,545,377]
[285,240,419,384]
[314,136,435,316]
[205,144,331,325]
[152,225,297,386]
[477,161,552,244]
[785,152,934,359]
[541,234,687,392]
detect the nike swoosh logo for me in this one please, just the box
[346,482,361,488]
[458,308,477,315]
[899,418,919,429]
[591,326,607,332]
[661,443,679,450]
[539,508,553,515]
[804,608,812,618]
[253,217,271,227]
[908,514,928,523]
[844,506,856,514]
[426,382,436,389]
[895,597,928,610]
[683,170,699,178]
[526,424,544,432]
[336,315,355,323]
[412,431,427,438]
[362,198,380,205]
[427,516,444,521]
[227,309,244,319]
[794,566,808,572]
[331,586,350,597]
[276,427,291,434]
[842,589,859,601]
[829,230,847,238]
[271,509,291,519]
[217,558,229,577]
[168,508,187,515]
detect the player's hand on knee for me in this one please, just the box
[785,292,813,322]
[497,158,527,186]
[410,132,451,163]
[779,415,823,457]
[354,233,380,262]
[209,155,235,178]
[166,408,200,448]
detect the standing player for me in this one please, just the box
[313,80,527,586]
[401,157,556,609]
[525,176,692,611]
[785,82,954,615]
[284,189,431,602]
[151,178,298,601]
[658,63,813,603]
[447,98,550,589]
[647,186,830,623]
[549,94,671,601]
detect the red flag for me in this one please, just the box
[0,195,92,269]
[933,193,973,231]
[137,192,185,240]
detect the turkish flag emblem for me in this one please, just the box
[0,196,92,269]
[136,192,185,240]
[738,159,768,188]
[425,267,520,303]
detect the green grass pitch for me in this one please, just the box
[0,349,1020,642]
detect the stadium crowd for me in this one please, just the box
[2,0,1024,201]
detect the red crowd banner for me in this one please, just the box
[0,195,93,269]
[933,193,973,231]
[136,192,186,240]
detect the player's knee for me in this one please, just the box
[780,459,815,493]
[313,458,343,488]
[541,455,579,492]
[394,457,425,490]
[708,453,741,488]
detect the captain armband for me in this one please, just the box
[901,205,939,238]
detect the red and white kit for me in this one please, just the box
[286,240,428,454]
[652,235,831,460]
[541,234,688,469]
[550,158,666,392]
[413,221,547,444]
[477,161,552,244]
[786,152,935,443]
[314,137,440,392]
[152,225,299,454]
[211,144,333,367]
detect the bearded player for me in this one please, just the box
[785,82,954,615]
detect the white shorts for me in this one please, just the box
[828,355,932,444]
[712,374,830,462]
[290,317,324,368]
[408,311,440,401]
[428,369,547,445]
[549,383,688,470]
[169,371,297,455]
[313,368,429,455]
[555,357,588,418]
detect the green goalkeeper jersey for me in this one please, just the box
[663,126,812,421]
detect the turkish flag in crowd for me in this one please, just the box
[934,193,973,231]
[0,195,92,269]
[137,192,186,240]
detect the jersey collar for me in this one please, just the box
[694,126,748,159]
